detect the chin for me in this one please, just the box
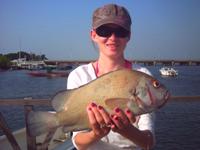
[107,53,122,59]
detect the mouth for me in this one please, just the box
[106,43,118,48]
[158,91,170,109]
[164,90,170,100]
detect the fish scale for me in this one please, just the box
[27,69,169,136]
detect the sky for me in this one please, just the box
[0,0,200,60]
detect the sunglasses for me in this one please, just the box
[95,26,130,38]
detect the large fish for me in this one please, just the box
[28,69,169,136]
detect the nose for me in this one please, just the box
[109,33,117,39]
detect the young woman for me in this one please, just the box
[67,4,155,150]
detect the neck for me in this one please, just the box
[94,56,131,77]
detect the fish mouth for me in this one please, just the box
[158,90,170,109]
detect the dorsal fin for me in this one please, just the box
[51,89,73,112]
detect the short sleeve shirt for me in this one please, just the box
[67,63,155,150]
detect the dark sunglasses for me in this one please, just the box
[95,26,130,38]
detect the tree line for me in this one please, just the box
[0,51,48,70]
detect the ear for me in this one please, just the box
[90,29,98,42]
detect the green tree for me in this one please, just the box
[5,51,48,61]
[0,56,11,69]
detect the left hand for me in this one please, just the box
[86,102,112,139]
[110,107,136,134]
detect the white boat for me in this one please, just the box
[0,128,74,150]
[159,67,178,76]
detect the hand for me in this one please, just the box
[86,102,112,140]
[110,107,136,134]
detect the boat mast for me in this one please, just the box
[19,38,21,59]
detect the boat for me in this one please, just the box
[0,98,75,150]
[27,71,68,78]
[159,67,178,76]
[0,127,74,150]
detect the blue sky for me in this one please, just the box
[0,0,200,60]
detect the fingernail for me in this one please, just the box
[115,107,120,113]
[126,109,131,114]
[98,105,103,110]
[114,116,119,120]
[91,102,97,107]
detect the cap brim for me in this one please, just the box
[94,18,130,31]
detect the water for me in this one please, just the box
[0,66,200,150]
[0,70,67,99]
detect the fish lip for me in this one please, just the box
[164,90,170,100]
[158,90,170,109]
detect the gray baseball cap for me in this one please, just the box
[92,4,132,31]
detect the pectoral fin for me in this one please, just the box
[105,98,130,110]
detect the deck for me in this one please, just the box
[0,96,200,150]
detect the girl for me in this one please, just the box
[67,4,155,150]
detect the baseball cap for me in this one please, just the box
[92,4,132,31]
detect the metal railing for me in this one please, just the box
[0,96,200,150]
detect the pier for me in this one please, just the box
[44,59,200,66]
[9,59,200,70]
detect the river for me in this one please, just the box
[0,65,200,150]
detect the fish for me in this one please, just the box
[28,69,170,136]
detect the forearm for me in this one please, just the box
[73,131,100,150]
[120,126,154,150]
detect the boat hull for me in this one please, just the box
[27,71,68,77]
[159,67,178,76]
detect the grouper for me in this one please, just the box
[28,69,170,136]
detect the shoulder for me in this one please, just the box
[67,63,96,89]
[132,64,152,76]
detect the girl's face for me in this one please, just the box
[91,24,130,59]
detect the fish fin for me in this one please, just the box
[52,90,73,111]
[62,125,87,133]
[105,98,130,110]
[27,111,59,136]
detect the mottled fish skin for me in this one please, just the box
[28,69,169,136]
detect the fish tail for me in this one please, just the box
[27,111,59,136]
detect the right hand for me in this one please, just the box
[86,102,112,140]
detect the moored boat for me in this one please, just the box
[159,67,178,76]
[27,71,68,78]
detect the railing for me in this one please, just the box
[44,60,200,66]
[0,96,200,150]
[0,98,51,150]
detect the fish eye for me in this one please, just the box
[152,80,160,88]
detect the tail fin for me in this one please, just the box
[27,111,59,136]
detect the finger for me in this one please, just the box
[98,105,112,126]
[90,102,105,125]
[125,108,136,123]
[110,114,117,131]
[87,106,110,137]
[87,106,100,130]
[114,107,129,125]
[111,114,124,130]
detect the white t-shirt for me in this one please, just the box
[67,63,155,150]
